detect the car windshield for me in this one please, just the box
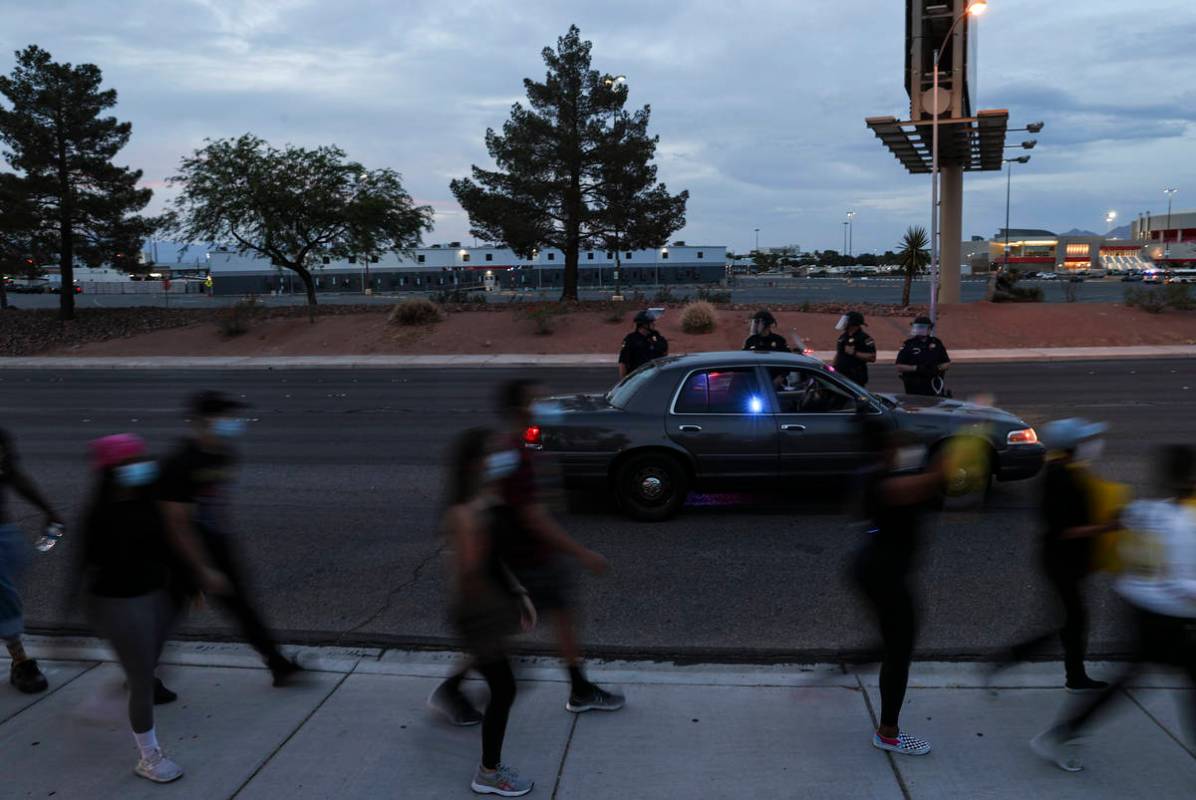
[606,363,658,409]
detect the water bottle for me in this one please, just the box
[35,522,65,553]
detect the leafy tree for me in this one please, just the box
[165,134,433,307]
[896,225,931,307]
[0,45,155,320]
[451,25,687,301]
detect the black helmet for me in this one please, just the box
[913,315,933,327]
[634,310,655,326]
[845,311,866,327]
[752,309,777,326]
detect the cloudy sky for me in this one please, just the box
[3,0,1194,254]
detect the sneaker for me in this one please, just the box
[1065,676,1109,693]
[428,682,483,727]
[872,731,932,756]
[270,658,304,687]
[566,683,625,713]
[134,749,184,783]
[10,659,48,694]
[153,678,178,705]
[471,763,533,797]
[1031,725,1083,772]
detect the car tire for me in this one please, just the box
[614,452,689,521]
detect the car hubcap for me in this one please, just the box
[636,469,669,502]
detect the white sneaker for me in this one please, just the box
[134,748,184,783]
[1030,726,1083,772]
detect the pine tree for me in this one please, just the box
[451,25,688,302]
[0,45,154,320]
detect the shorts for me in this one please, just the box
[511,559,575,613]
[0,523,30,641]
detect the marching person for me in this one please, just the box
[896,316,951,397]
[437,428,537,796]
[833,311,876,386]
[617,310,668,378]
[159,391,302,686]
[81,434,208,784]
[1032,445,1196,772]
[432,380,622,724]
[990,419,1114,691]
[0,427,64,694]
[854,419,944,757]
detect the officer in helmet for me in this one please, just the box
[618,309,669,378]
[832,311,876,386]
[895,315,951,396]
[743,309,795,353]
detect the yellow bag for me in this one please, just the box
[1077,467,1132,573]
[940,426,992,497]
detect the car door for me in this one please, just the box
[667,366,779,481]
[770,367,875,475]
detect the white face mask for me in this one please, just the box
[483,450,520,482]
[1074,438,1104,463]
[834,314,850,332]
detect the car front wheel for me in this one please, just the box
[614,452,689,521]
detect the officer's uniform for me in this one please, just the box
[743,332,790,352]
[618,329,668,375]
[833,329,876,386]
[896,335,951,396]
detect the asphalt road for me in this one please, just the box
[4,275,1132,309]
[3,360,1193,662]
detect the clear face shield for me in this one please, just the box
[834,314,850,332]
[910,324,931,337]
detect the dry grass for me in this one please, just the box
[388,297,444,326]
[680,301,718,334]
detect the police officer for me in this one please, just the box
[896,315,951,396]
[833,311,876,386]
[618,310,668,378]
[743,310,791,352]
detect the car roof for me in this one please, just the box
[655,351,826,371]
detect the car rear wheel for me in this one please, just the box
[614,453,689,521]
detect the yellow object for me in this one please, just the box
[940,429,991,497]
[1075,467,1132,573]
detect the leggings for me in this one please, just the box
[857,552,917,728]
[477,658,517,770]
[87,590,178,733]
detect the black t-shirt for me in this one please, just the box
[744,333,791,352]
[83,489,173,598]
[0,428,18,525]
[859,466,925,575]
[1041,460,1094,568]
[493,440,550,570]
[158,439,237,536]
[834,330,876,386]
[618,330,668,373]
[896,336,951,395]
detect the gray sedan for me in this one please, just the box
[528,351,1045,520]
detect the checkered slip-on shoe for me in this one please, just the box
[873,731,932,756]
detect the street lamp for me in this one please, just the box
[842,221,849,255]
[1105,210,1118,235]
[929,0,988,324]
[604,75,627,299]
[846,210,856,257]
[1164,187,1178,257]
[1002,155,1030,270]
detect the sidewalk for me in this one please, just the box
[3,343,1196,369]
[3,637,1193,799]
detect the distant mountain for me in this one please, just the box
[1107,224,1133,239]
[1060,228,1100,237]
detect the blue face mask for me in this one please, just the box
[483,450,520,483]
[115,460,158,488]
[211,418,247,438]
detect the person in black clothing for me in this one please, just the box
[617,310,668,378]
[833,311,876,386]
[158,391,301,686]
[0,427,64,694]
[989,418,1115,691]
[743,309,795,353]
[895,315,951,396]
[82,433,210,784]
[853,420,945,758]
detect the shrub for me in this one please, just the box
[388,297,444,326]
[992,287,1043,303]
[1163,283,1195,311]
[1125,286,1173,314]
[800,300,812,313]
[680,301,717,334]
[604,304,628,324]
[521,305,565,335]
[696,286,731,304]
[218,296,262,337]
[432,288,486,305]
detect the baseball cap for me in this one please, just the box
[91,433,146,470]
[1041,418,1107,451]
[190,390,250,417]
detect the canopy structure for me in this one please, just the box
[864,109,1009,175]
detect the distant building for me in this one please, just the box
[987,228,1153,272]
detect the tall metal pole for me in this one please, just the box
[930,45,941,324]
[754,228,760,252]
[843,221,848,254]
[1004,159,1012,269]
[1164,188,1178,257]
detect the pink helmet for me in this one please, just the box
[90,433,147,471]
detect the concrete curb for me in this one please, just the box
[2,345,1195,369]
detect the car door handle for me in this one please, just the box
[780,424,806,432]
[678,425,703,432]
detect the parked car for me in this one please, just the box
[529,352,1045,520]
[7,279,49,293]
[1037,272,1058,281]
[1121,273,1144,282]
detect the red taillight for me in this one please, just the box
[1007,428,1038,445]
[523,426,542,447]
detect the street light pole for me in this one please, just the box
[1164,187,1178,257]
[1002,155,1029,271]
[846,210,856,257]
[842,221,849,255]
[929,0,988,324]
[604,74,627,299]
[754,228,760,253]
